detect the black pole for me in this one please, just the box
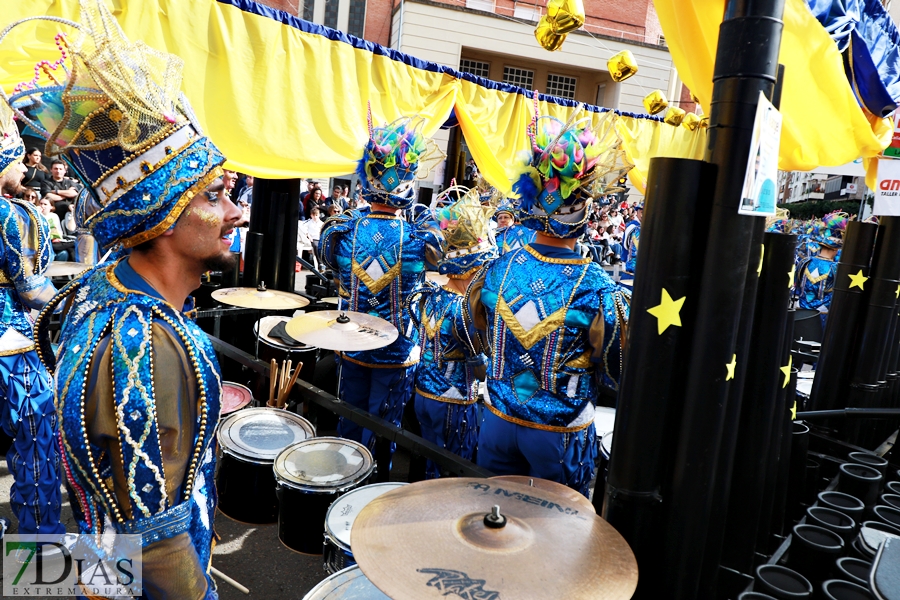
[700,225,764,599]
[602,157,715,598]
[660,2,785,597]
[243,231,264,288]
[808,221,878,411]
[768,308,796,542]
[719,232,796,577]
[247,178,302,292]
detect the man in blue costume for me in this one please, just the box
[795,234,840,317]
[494,199,535,254]
[319,113,442,455]
[0,100,62,537]
[623,203,642,275]
[11,3,240,596]
[407,186,495,478]
[464,110,630,497]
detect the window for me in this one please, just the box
[302,0,314,22]
[503,66,534,91]
[348,0,366,37]
[459,59,491,79]
[466,0,495,11]
[513,4,541,21]
[324,0,338,29]
[546,73,577,99]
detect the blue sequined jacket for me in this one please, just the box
[795,255,837,311]
[319,208,441,367]
[466,245,629,432]
[408,282,486,404]
[495,225,536,255]
[35,260,221,598]
[623,219,640,274]
[0,197,54,355]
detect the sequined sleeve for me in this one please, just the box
[1,199,56,310]
[84,321,208,599]
[462,267,491,358]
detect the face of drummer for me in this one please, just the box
[167,177,242,272]
[497,212,514,228]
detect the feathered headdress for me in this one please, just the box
[356,105,443,210]
[511,96,632,238]
[0,101,24,180]
[431,185,498,277]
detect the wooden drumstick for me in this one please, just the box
[280,362,303,407]
[269,359,278,406]
[279,360,292,408]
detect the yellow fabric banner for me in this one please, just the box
[0,0,704,192]
[654,0,892,175]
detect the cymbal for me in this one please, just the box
[45,261,90,277]
[425,271,449,286]
[351,478,637,600]
[490,475,595,514]
[211,287,310,310]
[285,310,398,352]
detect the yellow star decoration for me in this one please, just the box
[791,400,797,420]
[646,288,686,335]
[725,354,737,381]
[787,264,795,289]
[780,355,792,389]
[895,284,899,299]
[757,244,765,277]
[848,269,868,290]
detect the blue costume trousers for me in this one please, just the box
[413,393,478,479]
[337,357,414,454]
[0,351,63,535]
[476,410,597,498]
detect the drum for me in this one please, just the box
[597,432,614,481]
[594,405,616,440]
[302,565,389,600]
[323,482,408,574]
[254,316,318,384]
[221,382,253,415]
[216,408,316,524]
[793,309,823,344]
[274,437,375,554]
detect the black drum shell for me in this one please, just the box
[277,484,340,554]
[217,450,278,524]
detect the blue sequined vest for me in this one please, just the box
[35,262,221,584]
[477,246,628,431]
[796,255,837,311]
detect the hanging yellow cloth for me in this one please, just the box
[0,0,704,193]
[654,0,892,178]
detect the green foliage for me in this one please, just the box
[777,200,860,220]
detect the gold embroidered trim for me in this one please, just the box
[351,258,402,294]
[524,244,591,265]
[415,387,477,405]
[485,402,592,432]
[0,344,35,356]
[496,295,569,350]
[565,351,592,369]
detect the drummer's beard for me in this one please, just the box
[204,251,238,273]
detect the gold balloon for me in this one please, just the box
[607,50,638,83]
[681,112,701,131]
[700,116,710,129]
[535,16,567,52]
[664,107,685,126]
[643,90,668,115]
[690,92,700,104]
[546,0,586,35]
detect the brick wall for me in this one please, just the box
[365,0,395,46]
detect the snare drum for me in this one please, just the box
[323,482,407,574]
[302,565,389,600]
[255,316,317,383]
[274,437,375,554]
[216,408,316,524]
[221,382,253,415]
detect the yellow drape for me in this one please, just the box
[0,0,705,193]
[654,0,892,180]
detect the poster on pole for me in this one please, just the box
[739,91,782,217]
[874,158,900,216]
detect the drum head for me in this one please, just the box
[274,437,374,492]
[219,408,315,463]
[302,565,389,600]
[222,382,253,415]
[325,482,408,549]
[593,406,617,437]
[601,432,614,459]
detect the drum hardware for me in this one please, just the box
[269,358,302,408]
[285,310,398,352]
[351,478,638,600]
[274,437,376,554]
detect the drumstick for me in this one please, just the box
[280,362,303,407]
[269,359,278,406]
[210,566,250,595]
[279,360,292,408]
